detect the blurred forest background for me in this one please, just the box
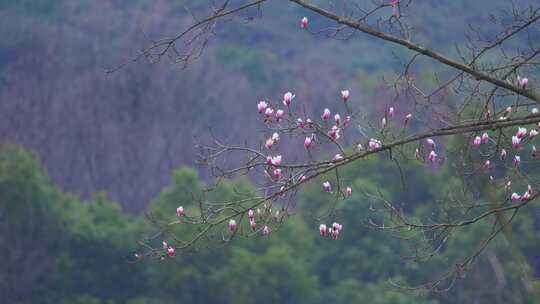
[1,0,540,303]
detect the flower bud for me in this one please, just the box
[319,224,327,236]
[322,108,331,121]
[513,155,521,168]
[257,101,268,113]
[428,150,437,163]
[176,206,185,217]
[334,114,341,125]
[328,126,340,141]
[275,109,285,121]
[283,92,295,106]
[297,118,305,129]
[304,136,313,149]
[341,90,350,102]
[426,138,436,149]
[481,132,489,144]
[472,136,481,148]
[228,219,237,232]
[301,17,308,29]
[323,181,332,193]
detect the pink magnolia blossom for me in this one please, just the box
[528,184,533,194]
[511,192,521,202]
[257,101,268,113]
[328,126,340,141]
[368,138,382,151]
[517,76,529,89]
[262,225,271,235]
[273,168,282,179]
[341,90,350,102]
[228,219,237,232]
[426,138,436,149]
[162,241,168,249]
[516,127,527,139]
[304,136,313,149]
[319,224,328,236]
[404,113,412,125]
[500,149,507,160]
[271,155,282,166]
[272,132,280,142]
[388,107,395,118]
[481,132,489,144]
[428,150,437,163]
[275,109,285,121]
[472,136,482,148]
[346,187,352,197]
[264,107,274,118]
[484,160,491,170]
[250,219,257,231]
[522,191,531,201]
[532,108,539,115]
[344,115,351,126]
[505,106,512,115]
[331,222,343,239]
[297,118,305,129]
[265,138,274,149]
[333,154,343,161]
[332,222,343,232]
[381,117,387,129]
[266,155,273,165]
[323,181,332,193]
[415,148,421,160]
[322,108,331,121]
[334,114,341,125]
[167,247,175,257]
[513,155,521,168]
[283,92,295,106]
[485,110,491,120]
[512,136,521,149]
[248,209,254,219]
[301,17,308,29]
[529,129,538,139]
[176,206,185,217]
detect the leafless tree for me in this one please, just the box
[124,0,540,295]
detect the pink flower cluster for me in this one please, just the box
[510,184,533,202]
[319,222,343,239]
[162,241,176,257]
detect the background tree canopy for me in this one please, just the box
[2,140,539,303]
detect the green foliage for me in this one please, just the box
[4,141,540,303]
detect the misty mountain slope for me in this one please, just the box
[0,0,530,210]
